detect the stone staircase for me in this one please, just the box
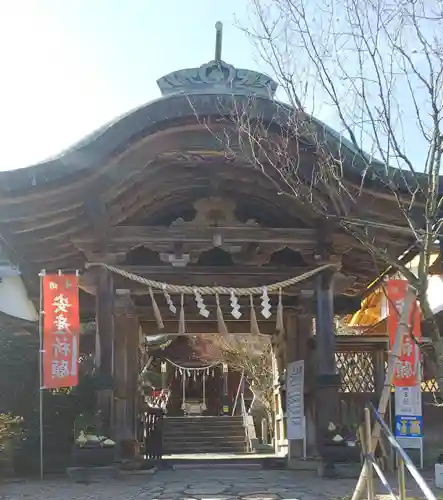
[162,416,247,455]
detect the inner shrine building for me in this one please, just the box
[0,24,421,459]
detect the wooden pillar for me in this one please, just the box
[113,289,140,455]
[95,267,115,437]
[297,312,317,456]
[373,348,385,399]
[314,270,341,453]
[126,325,141,441]
[113,291,130,447]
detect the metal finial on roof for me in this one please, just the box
[157,19,278,98]
[215,22,223,61]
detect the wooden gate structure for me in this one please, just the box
[0,25,432,461]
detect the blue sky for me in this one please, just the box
[0,0,259,171]
[0,0,431,173]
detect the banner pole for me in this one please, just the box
[351,285,416,500]
[38,270,45,480]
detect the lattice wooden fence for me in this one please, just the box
[422,378,439,392]
[335,351,375,393]
[333,339,440,394]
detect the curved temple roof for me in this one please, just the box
[0,57,280,193]
[0,60,433,195]
[0,23,437,306]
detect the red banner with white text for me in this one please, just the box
[387,279,421,387]
[42,274,79,389]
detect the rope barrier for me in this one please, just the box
[85,262,338,295]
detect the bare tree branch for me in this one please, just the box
[231,0,443,393]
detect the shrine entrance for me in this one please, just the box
[166,361,225,417]
[0,22,416,465]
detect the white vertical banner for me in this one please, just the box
[286,360,305,440]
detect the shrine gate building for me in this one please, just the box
[0,24,422,462]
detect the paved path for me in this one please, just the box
[0,467,439,499]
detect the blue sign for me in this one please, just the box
[395,415,423,438]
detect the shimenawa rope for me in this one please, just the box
[85,262,337,296]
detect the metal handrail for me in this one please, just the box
[232,372,245,416]
[364,402,436,500]
[240,391,251,452]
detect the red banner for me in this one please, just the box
[387,279,421,387]
[42,274,80,389]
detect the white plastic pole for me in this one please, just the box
[351,286,416,500]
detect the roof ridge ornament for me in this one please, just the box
[156,22,278,99]
[215,21,223,62]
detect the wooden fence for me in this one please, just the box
[335,336,441,463]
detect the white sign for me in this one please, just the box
[395,384,424,469]
[286,360,305,440]
[395,385,422,416]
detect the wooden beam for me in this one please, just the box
[74,225,318,247]
[142,320,277,336]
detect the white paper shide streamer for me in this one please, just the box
[163,284,177,314]
[260,286,271,318]
[230,289,241,319]
[194,288,210,318]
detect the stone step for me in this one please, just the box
[164,417,243,425]
[163,440,246,448]
[163,426,245,436]
[163,431,245,441]
[163,436,246,445]
[164,423,244,430]
[163,445,246,454]
[162,415,245,455]
[163,426,244,433]
[163,438,245,451]
[172,462,261,470]
[160,457,283,470]
[163,416,243,424]
[164,427,243,435]
[164,437,245,444]
[164,419,243,424]
[164,431,245,438]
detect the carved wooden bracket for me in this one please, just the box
[171,197,259,228]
